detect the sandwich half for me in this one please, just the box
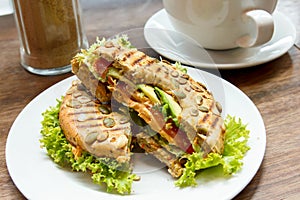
[71,36,226,178]
[59,80,132,163]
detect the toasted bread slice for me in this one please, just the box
[59,80,132,163]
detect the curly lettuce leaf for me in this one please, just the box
[40,98,137,194]
[175,115,250,187]
[174,61,187,74]
[73,35,134,82]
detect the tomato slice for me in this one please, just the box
[93,57,113,79]
[149,108,194,154]
[164,119,194,154]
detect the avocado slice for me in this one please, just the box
[137,84,161,104]
[107,67,121,79]
[154,87,182,119]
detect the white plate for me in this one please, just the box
[144,9,296,69]
[6,68,266,200]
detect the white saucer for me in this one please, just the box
[144,9,297,69]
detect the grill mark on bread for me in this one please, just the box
[121,50,155,67]
[208,101,214,111]
[201,113,209,123]
[77,124,127,132]
[211,116,220,129]
[77,123,103,128]
[156,67,162,73]
[122,51,134,61]
[68,111,101,115]
[131,53,147,66]
[76,116,104,121]
[146,59,156,66]
[105,127,128,131]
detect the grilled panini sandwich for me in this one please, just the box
[59,80,132,163]
[71,36,226,177]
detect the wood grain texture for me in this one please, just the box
[0,0,299,199]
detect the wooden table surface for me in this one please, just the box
[0,0,299,199]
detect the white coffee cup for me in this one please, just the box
[163,0,278,50]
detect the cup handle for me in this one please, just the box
[236,9,274,48]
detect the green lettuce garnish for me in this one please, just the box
[73,35,134,82]
[40,98,138,195]
[175,115,250,187]
[174,61,187,74]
